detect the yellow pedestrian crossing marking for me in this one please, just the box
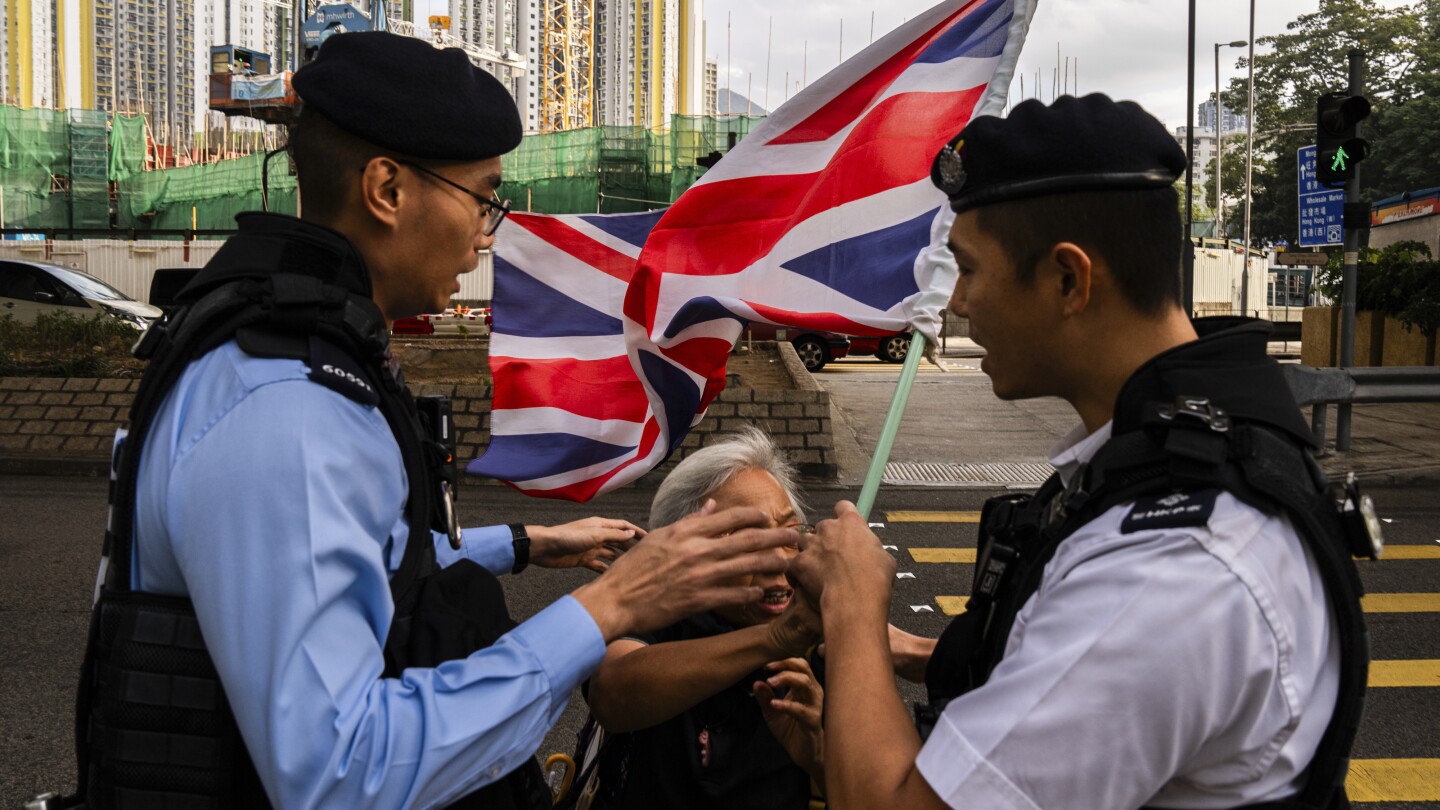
[1370,545,1440,560]
[921,593,1440,616]
[1362,593,1440,612]
[1368,660,1440,688]
[910,541,1440,562]
[887,511,983,523]
[934,596,968,615]
[910,548,978,564]
[896,519,1439,804]
[1347,758,1440,802]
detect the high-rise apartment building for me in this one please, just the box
[1199,98,1247,134]
[3,0,59,107]
[702,56,716,116]
[0,2,8,105]
[92,0,195,143]
[593,0,703,128]
[451,0,520,56]
[449,0,535,130]
[4,0,192,144]
[513,0,540,131]
[1173,126,1220,189]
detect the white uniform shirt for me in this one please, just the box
[916,421,1340,809]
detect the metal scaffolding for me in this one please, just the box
[540,0,593,132]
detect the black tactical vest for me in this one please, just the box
[66,213,550,810]
[917,318,1376,810]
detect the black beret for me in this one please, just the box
[931,93,1186,213]
[293,31,522,161]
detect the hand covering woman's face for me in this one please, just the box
[706,468,802,628]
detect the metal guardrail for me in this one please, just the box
[1283,365,1440,448]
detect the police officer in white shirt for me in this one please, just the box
[791,94,1371,810]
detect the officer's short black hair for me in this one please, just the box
[286,107,389,223]
[972,186,1183,316]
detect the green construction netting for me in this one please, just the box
[668,114,765,202]
[595,125,672,214]
[1,109,770,231]
[108,115,146,181]
[117,151,297,231]
[501,127,605,214]
[70,110,110,229]
[502,116,765,214]
[0,106,73,229]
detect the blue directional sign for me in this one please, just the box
[1297,145,1345,247]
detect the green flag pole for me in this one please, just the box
[855,330,928,521]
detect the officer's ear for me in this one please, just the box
[357,156,404,229]
[1048,242,1093,317]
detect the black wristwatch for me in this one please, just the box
[509,523,531,574]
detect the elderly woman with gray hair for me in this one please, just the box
[569,427,825,810]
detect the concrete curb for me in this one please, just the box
[0,453,110,477]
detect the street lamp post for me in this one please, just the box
[1183,0,1197,316]
[1241,0,1257,316]
[1214,40,1247,239]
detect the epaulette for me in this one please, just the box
[236,327,381,407]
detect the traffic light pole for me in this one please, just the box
[1336,48,1365,452]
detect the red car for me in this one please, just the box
[392,307,492,336]
[741,322,851,372]
[847,330,913,363]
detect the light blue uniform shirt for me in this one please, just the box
[129,340,607,809]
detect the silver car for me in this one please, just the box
[0,259,161,330]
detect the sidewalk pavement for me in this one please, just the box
[822,337,1440,490]
[5,340,1437,490]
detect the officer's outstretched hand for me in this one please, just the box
[528,517,646,573]
[572,501,799,642]
[790,500,895,616]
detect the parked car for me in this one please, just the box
[0,259,161,330]
[847,330,913,363]
[743,322,851,372]
[392,306,492,337]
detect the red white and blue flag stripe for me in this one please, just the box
[468,0,1034,500]
[467,210,666,500]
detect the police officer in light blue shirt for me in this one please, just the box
[97,31,801,810]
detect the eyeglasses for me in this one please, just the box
[397,160,511,236]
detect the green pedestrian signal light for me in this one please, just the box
[1315,91,1371,185]
[1330,146,1349,173]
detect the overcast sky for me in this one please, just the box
[410,0,1407,132]
[669,0,1397,129]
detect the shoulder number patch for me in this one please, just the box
[1121,489,1220,534]
[307,335,381,407]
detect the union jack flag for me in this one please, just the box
[466,210,666,500]
[468,0,1033,500]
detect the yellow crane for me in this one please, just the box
[540,0,593,132]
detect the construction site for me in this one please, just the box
[1,0,737,234]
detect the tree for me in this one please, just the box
[1220,0,1438,247]
[1175,178,1214,226]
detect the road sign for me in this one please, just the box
[1297,145,1345,247]
[1276,251,1329,266]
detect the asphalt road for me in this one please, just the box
[2,476,1437,807]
